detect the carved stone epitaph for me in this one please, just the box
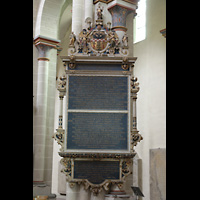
[53,6,142,196]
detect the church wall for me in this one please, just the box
[133,0,166,199]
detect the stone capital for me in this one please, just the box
[107,2,137,31]
[33,35,61,60]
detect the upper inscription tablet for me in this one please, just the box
[68,76,128,110]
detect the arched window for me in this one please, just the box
[133,0,146,43]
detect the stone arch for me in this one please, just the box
[34,0,72,40]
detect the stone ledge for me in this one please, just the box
[58,152,136,159]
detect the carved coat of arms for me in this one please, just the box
[68,3,129,57]
[90,29,109,52]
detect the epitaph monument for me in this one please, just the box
[53,1,142,199]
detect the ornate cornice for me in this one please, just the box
[58,152,136,159]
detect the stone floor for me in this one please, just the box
[55,194,66,200]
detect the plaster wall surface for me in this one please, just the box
[133,0,166,199]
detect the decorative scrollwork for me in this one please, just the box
[131,130,143,147]
[57,75,66,93]
[52,129,64,151]
[59,158,135,196]
[130,77,140,94]
[68,55,76,69]
[121,57,129,70]
[121,159,132,179]
[60,158,72,181]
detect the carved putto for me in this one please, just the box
[97,4,103,20]
[77,29,90,54]
[122,33,128,48]
[69,32,76,47]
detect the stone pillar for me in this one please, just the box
[72,0,84,36]
[107,1,138,55]
[78,184,90,200]
[53,75,66,152]
[130,77,143,148]
[84,0,93,23]
[105,185,130,200]
[58,90,64,129]
[33,35,60,183]
[91,190,106,200]
[66,183,79,200]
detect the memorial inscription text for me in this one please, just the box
[66,75,129,151]
[68,76,128,110]
[74,160,120,184]
[67,112,128,150]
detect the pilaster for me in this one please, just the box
[52,75,67,152]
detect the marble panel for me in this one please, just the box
[150,148,166,200]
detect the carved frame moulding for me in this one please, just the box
[53,57,143,155]
[61,55,137,72]
[53,59,143,195]
[60,157,133,195]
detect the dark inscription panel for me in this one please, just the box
[74,64,124,71]
[74,161,120,184]
[67,112,128,150]
[68,76,128,110]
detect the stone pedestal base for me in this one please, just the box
[33,182,56,199]
[105,190,130,200]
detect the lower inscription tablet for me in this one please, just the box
[67,112,128,150]
[74,160,120,184]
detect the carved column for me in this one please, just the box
[90,190,105,200]
[33,35,60,183]
[105,185,130,200]
[130,77,143,148]
[53,75,66,151]
[72,0,84,36]
[84,0,93,23]
[66,182,79,200]
[79,184,90,200]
